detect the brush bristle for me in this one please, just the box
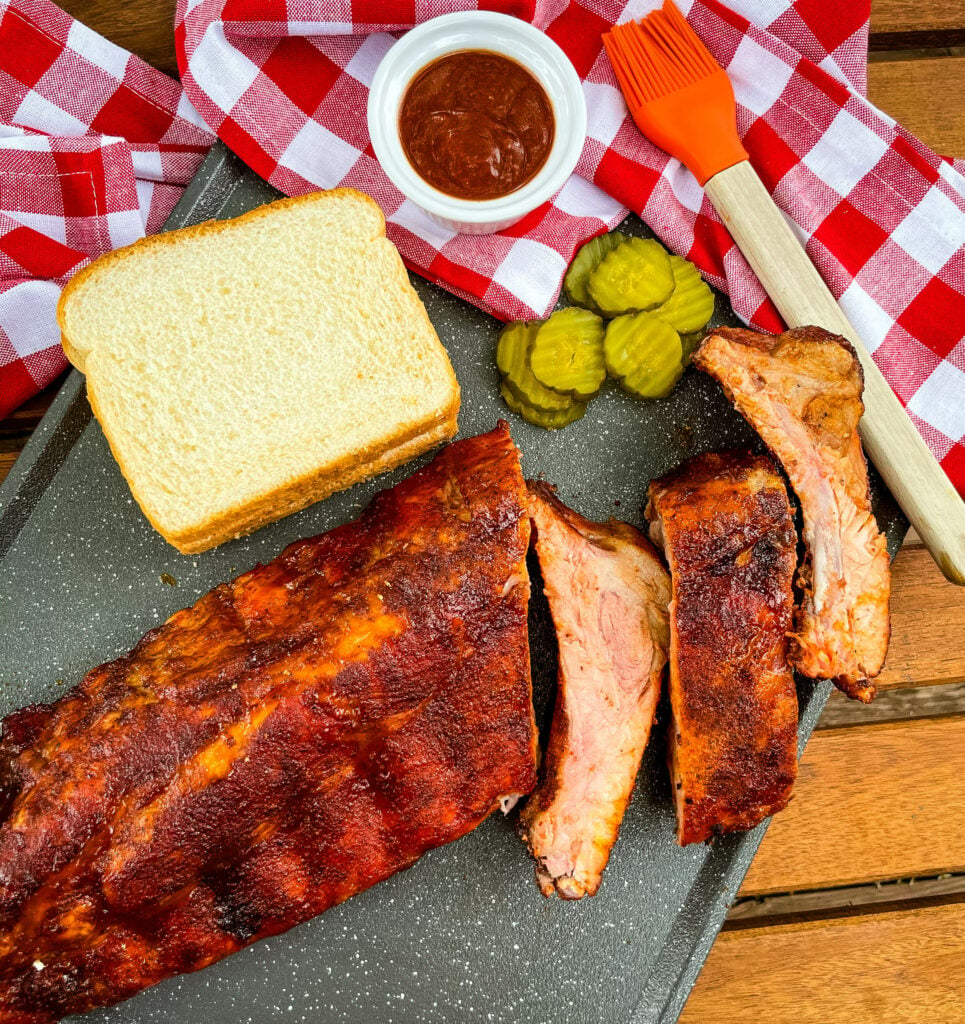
[601,0,747,184]
[604,0,721,104]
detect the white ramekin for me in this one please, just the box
[367,11,587,235]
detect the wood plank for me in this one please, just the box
[0,377,65,438]
[0,451,18,488]
[728,873,965,921]
[874,545,965,691]
[867,57,965,156]
[742,716,965,896]
[0,376,67,489]
[682,901,965,1023]
[871,0,965,36]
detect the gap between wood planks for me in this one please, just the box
[727,873,965,923]
[818,681,965,728]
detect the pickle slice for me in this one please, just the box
[500,382,587,429]
[529,307,606,400]
[679,329,705,365]
[564,231,629,310]
[496,320,578,413]
[587,237,674,316]
[604,312,684,400]
[651,256,715,333]
[496,319,538,380]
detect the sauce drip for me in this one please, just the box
[398,50,555,201]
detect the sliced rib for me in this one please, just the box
[647,452,799,846]
[694,326,890,701]
[518,483,670,899]
[0,424,537,1024]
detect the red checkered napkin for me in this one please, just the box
[0,0,213,420]
[176,0,965,493]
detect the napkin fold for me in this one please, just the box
[1,0,964,494]
[0,0,213,417]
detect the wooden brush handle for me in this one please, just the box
[704,159,965,585]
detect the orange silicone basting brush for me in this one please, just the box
[603,1,965,586]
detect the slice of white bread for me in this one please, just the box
[58,190,460,554]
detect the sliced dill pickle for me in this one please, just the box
[496,319,538,380]
[564,231,629,310]
[679,329,705,365]
[499,382,587,429]
[633,362,684,399]
[651,256,715,333]
[604,312,684,400]
[587,237,674,316]
[496,320,577,413]
[529,308,606,400]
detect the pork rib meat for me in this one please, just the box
[694,326,890,701]
[519,483,670,898]
[0,424,537,1024]
[647,452,799,846]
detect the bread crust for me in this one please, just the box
[172,412,460,554]
[58,188,461,553]
[85,379,459,554]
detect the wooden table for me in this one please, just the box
[3,2,964,1020]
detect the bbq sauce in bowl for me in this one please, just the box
[398,50,555,201]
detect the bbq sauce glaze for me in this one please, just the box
[398,50,555,200]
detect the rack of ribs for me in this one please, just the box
[519,483,670,898]
[694,326,891,701]
[0,424,538,1024]
[647,452,799,846]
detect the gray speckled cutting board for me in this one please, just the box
[0,142,905,1024]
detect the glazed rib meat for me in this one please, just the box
[647,452,798,846]
[518,484,670,898]
[0,424,537,1024]
[694,326,890,701]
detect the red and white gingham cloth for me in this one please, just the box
[0,0,213,417]
[2,0,964,493]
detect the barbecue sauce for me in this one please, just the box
[398,50,555,200]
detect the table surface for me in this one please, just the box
[2,3,964,1021]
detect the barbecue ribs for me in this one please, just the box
[0,424,537,1024]
[694,326,890,701]
[519,484,670,898]
[647,452,799,846]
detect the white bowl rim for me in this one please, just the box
[367,11,587,226]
